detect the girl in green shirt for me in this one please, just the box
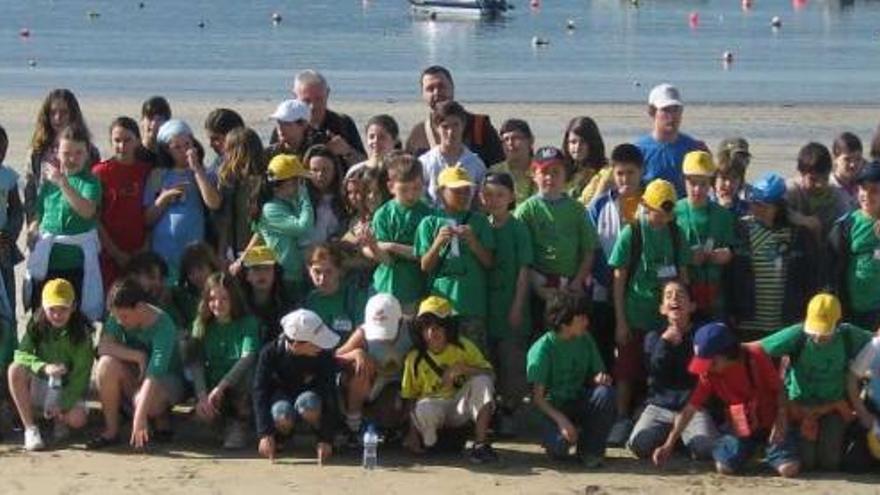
[188,272,260,450]
[8,278,93,451]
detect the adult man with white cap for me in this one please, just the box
[252,309,339,464]
[635,83,708,198]
[336,293,413,441]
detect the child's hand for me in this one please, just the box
[186,148,202,171]
[130,418,150,448]
[44,363,68,377]
[660,327,682,345]
[195,395,217,421]
[433,226,454,250]
[352,349,376,378]
[258,435,276,461]
[652,443,674,467]
[156,185,185,208]
[593,372,612,387]
[455,224,476,244]
[44,164,66,186]
[557,417,577,444]
[710,247,732,265]
[316,441,333,465]
[228,258,244,276]
[207,385,226,411]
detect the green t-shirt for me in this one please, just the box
[674,199,736,313]
[13,320,92,410]
[255,193,313,283]
[414,209,495,318]
[37,169,102,270]
[514,195,597,278]
[104,306,182,378]
[845,210,880,313]
[760,323,872,404]
[304,280,368,343]
[526,330,605,407]
[371,199,434,305]
[607,220,690,331]
[487,216,533,340]
[195,315,260,388]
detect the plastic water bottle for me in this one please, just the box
[43,375,62,418]
[362,424,379,470]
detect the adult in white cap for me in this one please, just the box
[266,99,312,160]
[335,293,413,441]
[634,83,708,198]
[292,69,366,167]
[252,308,339,464]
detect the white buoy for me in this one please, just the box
[771,16,782,28]
[272,12,282,24]
[566,18,575,30]
[27,58,37,67]
[531,36,550,47]
[722,50,734,63]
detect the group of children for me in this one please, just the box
[1,74,880,477]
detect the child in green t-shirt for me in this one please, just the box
[415,166,494,353]
[514,146,596,300]
[759,293,872,472]
[303,243,368,345]
[187,272,261,450]
[238,245,292,343]
[675,151,736,319]
[607,178,689,445]
[830,161,880,329]
[480,171,532,435]
[8,279,92,451]
[366,153,433,314]
[526,290,615,468]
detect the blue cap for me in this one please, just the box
[688,322,738,375]
[748,172,786,204]
[156,119,193,145]
[856,161,880,185]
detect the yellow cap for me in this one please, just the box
[682,151,717,177]
[267,154,308,182]
[804,293,842,336]
[642,179,677,212]
[41,278,75,309]
[437,166,473,189]
[418,295,455,318]
[867,428,880,460]
[242,245,277,268]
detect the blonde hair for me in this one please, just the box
[219,127,265,187]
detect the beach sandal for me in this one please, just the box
[85,434,121,450]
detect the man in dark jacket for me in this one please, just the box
[253,309,340,463]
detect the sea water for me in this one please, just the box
[1,0,879,103]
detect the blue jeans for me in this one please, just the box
[542,385,616,458]
[271,390,322,430]
[713,429,800,473]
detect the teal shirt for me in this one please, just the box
[104,306,182,378]
[527,330,605,407]
[255,190,314,283]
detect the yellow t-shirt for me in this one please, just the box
[489,161,535,205]
[579,166,614,207]
[401,337,492,400]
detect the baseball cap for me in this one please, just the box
[418,295,455,319]
[531,146,566,170]
[855,161,880,185]
[269,99,311,123]
[437,166,473,189]
[363,293,403,341]
[242,245,277,268]
[682,151,717,177]
[267,154,309,182]
[648,83,683,109]
[804,293,841,336]
[717,137,751,158]
[41,278,75,309]
[748,173,786,204]
[642,179,677,212]
[688,322,738,375]
[280,309,340,350]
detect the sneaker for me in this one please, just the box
[468,443,499,464]
[52,421,70,442]
[222,421,248,450]
[582,453,605,468]
[24,426,45,451]
[607,418,633,447]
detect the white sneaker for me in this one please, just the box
[24,426,45,451]
[222,421,248,450]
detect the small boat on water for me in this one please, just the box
[409,0,510,19]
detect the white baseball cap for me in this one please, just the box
[648,83,683,109]
[363,293,403,341]
[280,309,340,350]
[269,99,311,123]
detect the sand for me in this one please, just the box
[1,95,879,493]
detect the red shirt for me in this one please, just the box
[92,159,149,251]
[688,345,781,431]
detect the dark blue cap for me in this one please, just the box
[688,322,738,374]
[855,161,880,185]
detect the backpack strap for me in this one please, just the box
[624,221,643,289]
[416,349,446,381]
[472,114,486,147]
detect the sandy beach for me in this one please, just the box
[1,95,879,494]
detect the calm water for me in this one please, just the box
[1,0,879,103]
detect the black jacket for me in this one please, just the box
[252,339,338,441]
[644,329,696,411]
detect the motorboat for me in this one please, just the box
[409,0,510,19]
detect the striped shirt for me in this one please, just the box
[738,219,791,335]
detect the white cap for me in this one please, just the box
[363,293,403,341]
[280,309,340,350]
[648,83,683,109]
[269,99,311,123]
